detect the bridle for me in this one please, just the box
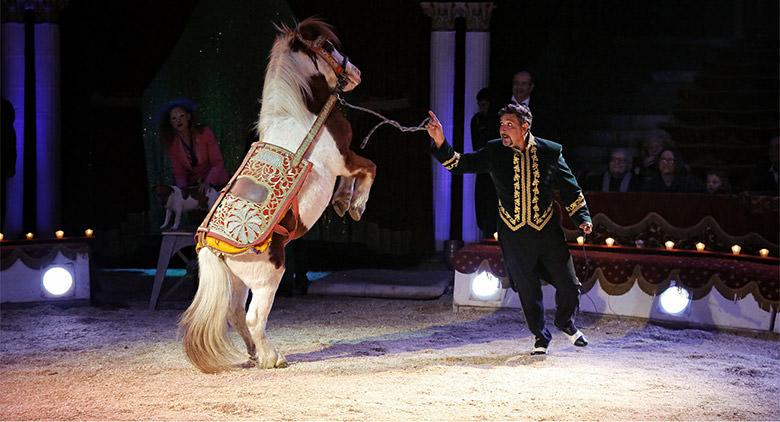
[293,31,430,150]
[295,34,351,90]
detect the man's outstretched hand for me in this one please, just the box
[426,110,445,147]
[579,222,593,235]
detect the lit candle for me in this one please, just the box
[55,230,64,239]
[85,229,94,238]
[0,233,4,241]
[695,242,705,252]
[731,245,741,255]
[26,232,34,240]
[576,236,585,245]
[493,232,498,241]
[605,237,615,247]
[759,249,769,257]
[664,241,675,250]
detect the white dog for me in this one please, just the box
[155,185,219,230]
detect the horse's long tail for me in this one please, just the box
[178,247,242,373]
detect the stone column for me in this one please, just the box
[1,0,27,236]
[33,0,65,234]
[462,2,494,243]
[1,0,65,236]
[421,2,457,251]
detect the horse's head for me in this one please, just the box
[283,18,361,93]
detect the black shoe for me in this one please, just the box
[530,338,549,355]
[562,328,588,347]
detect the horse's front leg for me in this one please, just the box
[331,176,355,218]
[344,152,376,221]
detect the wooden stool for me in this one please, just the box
[148,231,195,310]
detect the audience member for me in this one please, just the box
[158,98,229,191]
[705,170,732,194]
[634,131,669,186]
[750,135,779,196]
[641,149,703,193]
[470,88,499,237]
[1,97,17,231]
[510,70,534,107]
[583,148,639,192]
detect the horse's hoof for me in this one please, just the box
[236,359,256,369]
[349,204,365,221]
[275,356,288,368]
[332,199,348,217]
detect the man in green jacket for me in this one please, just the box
[427,103,592,355]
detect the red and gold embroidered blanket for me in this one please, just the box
[197,142,311,255]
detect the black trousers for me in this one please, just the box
[498,219,581,344]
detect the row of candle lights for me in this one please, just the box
[575,236,770,257]
[0,229,94,241]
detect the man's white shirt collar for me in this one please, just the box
[511,96,530,107]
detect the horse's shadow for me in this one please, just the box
[284,310,527,364]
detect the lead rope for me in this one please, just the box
[336,94,430,149]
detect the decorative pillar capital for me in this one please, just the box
[462,2,495,32]
[1,0,68,23]
[421,2,495,32]
[421,2,457,31]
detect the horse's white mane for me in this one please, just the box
[257,20,337,140]
[258,30,310,131]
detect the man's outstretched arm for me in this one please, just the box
[426,110,490,174]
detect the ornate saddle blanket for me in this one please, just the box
[196,142,312,255]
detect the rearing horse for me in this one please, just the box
[180,18,375,373]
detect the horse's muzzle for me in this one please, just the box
[342,63,361,92]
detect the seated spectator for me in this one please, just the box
[642,149,703,193]
[750,135,779,196]
[634,131,669,186]
[583,148,639,192]
[705,170,732,194]
[158,98,230,191]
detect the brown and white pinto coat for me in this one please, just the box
[180,18,375,373]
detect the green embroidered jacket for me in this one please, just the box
[432,134,591,232]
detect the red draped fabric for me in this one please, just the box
[566,193,779,243]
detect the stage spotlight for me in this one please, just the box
[42,266,74,297]
[658,281,690,315]
[470,270,502,301]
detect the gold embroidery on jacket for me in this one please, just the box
[499,136,552,231]
[528,143,553,230]
[498,151,525,230]
[566,192,586,216]
[442,152,460,170]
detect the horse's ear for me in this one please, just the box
[296,17,339,47]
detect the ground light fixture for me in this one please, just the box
[470,270,502,301]
[658,280,691,315]
[41,265,75,297]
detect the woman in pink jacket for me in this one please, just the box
[158,99,229,189]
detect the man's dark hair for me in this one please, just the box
[513,69,535,84]
[498,103,533,127]
[476,87,491,102]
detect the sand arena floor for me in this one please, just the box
[1,292,778,420]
